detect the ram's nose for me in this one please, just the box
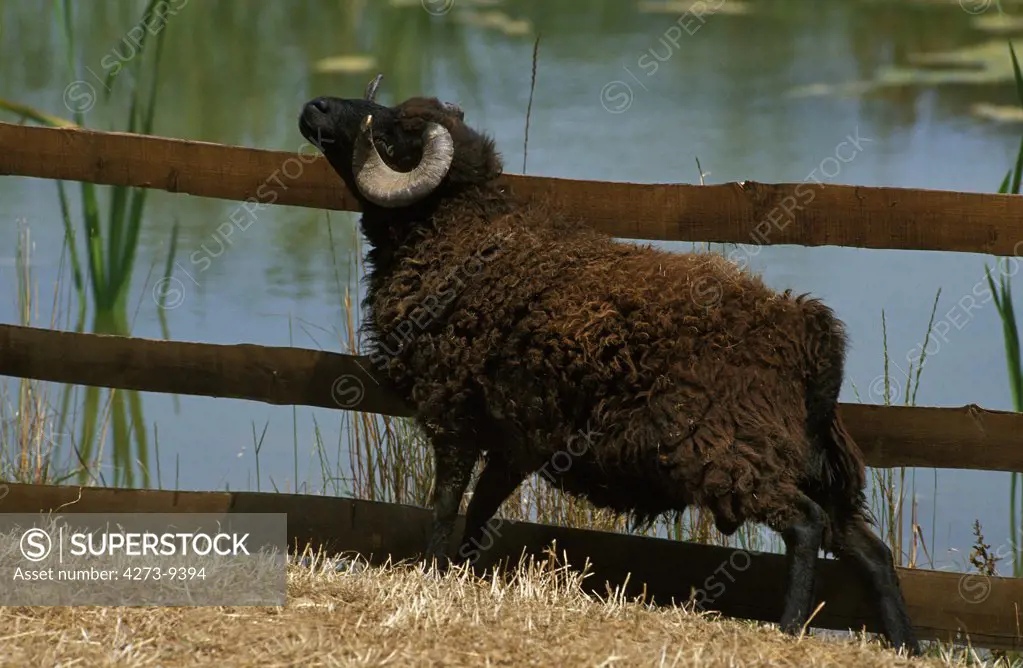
[298,100,332,146]
[301,98,331,121]
[308,97,331,114]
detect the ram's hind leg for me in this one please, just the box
[831,515,920,655]
[454,451,528,566]
[424,439,477,570]
[770,491,826,635]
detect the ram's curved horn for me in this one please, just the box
[352,114,455,208]
[364,74,383,102]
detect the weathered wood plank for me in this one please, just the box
[847,403,1023,472]
[2,121,1023,255]
[0,323,410,418]
[2,482,1019,651]
[2,323,1021,473]
[0,482,232,514]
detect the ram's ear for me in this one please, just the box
[365,74,383,102]
[440,101,464,120]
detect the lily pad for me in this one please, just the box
[637,0,753,15]
[389,0,503,7]
[313,54,378,74]
[889,38,1023,85]
[907,38,1019,70]
[972,12,1023,35]
[874,63,1006,86]
[785,81,877,98]
[971,102,1023,122]
[456,9,532,36]
[878,0,1023,7]
[787,37,1023,97]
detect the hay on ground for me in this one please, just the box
[0,551,992,666]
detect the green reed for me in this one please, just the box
[0,0,177,488]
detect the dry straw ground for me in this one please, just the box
[0,550,991,667]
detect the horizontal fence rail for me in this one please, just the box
[1,481,1019,651]
[2,323,1023,473]
[2,121,1023,254]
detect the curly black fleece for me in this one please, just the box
[310,96,874,550]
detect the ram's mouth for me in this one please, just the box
[298,101,344,152]
[298,116,326,150]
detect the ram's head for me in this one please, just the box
[299,74,499,209]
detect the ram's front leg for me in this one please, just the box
[424,439,477,571]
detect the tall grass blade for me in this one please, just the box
[985,40,1023,578]
[31,0,173,487]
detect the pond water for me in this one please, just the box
[1,0,1022,570]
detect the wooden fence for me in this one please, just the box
[1,120,1023,650]
[2,480,1022,652]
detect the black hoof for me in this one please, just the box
[420,553,453,575]
[890,638,921,658]
[779,616,806,637]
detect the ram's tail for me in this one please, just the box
[820,409,869,515]
[797,295,871,532]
